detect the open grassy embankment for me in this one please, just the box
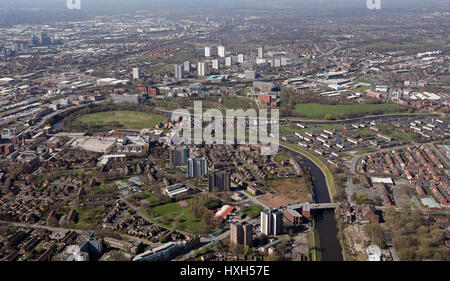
[309,220,322,261]
[280,142,337,201]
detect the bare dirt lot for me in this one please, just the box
[344,224,370,256]
[259,177,312,208]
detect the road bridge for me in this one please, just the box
[310,203,340,210]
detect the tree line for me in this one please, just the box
[383,208,449,261]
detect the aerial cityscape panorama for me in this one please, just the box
[0,0,448,271]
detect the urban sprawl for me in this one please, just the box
[0,1,449,262]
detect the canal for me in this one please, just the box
[281,147,344,261]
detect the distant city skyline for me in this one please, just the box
[0,0,446,27]
[0,0,444,10]
[0,0,448,265]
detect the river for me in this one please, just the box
[281,147,344,261]
[105,109,344,259]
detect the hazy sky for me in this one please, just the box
[0,0,447,16]
[0,0,447,30]
[0,0,442,9]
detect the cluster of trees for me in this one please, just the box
[295,156,315,198]
[364,223,387,249]
[363,97,383,105]
[351,193,368,204]
[350,192,383,206]
[331,166,348,202]
[384,208,449,261]
[151,98,192,111]
[190,194,223,234]
[281,88,353,109]
[279,88,297,117]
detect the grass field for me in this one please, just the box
[176,208,202,234]
[146,200,203,234]
[220,96,257,111]
[377,125,415,142]
[293,103,404,120]
[243,206,263,219]
[73,111,165,130]
[356,80,375,85]
[73,207,105,229]
[151,202,182,217]
[126,191,160,204]
[145,193,160,203]
[356,147,377,155]
[149,64,173,75]
[339,152,352,160]
[353,86,370,93]
[274,151,291,162]
[357,129,376,137]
